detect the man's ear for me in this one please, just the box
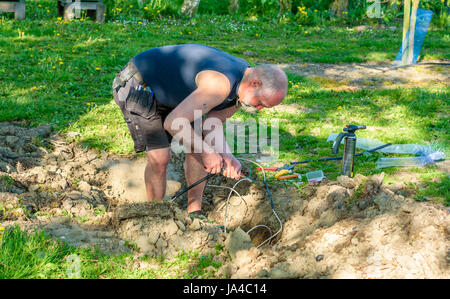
[250,79,262,89]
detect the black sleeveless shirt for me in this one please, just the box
[132,44,250,111]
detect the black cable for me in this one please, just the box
[170,172,216,201]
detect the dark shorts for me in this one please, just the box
[113,76,173,153]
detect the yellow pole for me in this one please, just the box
[401,0,411,65]
[407,0,420,64]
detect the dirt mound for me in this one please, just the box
[0,122,227,258]
[1,122,448,278]
[214,174,449,279]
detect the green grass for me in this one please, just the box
[0,226,223,279]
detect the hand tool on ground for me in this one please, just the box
[276,173,302,181]
[256,164,295,172]
[332,124,366,177]
[274,169,290,178]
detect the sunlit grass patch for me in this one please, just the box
[0,226,224,279]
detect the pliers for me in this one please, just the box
[256,164,297,179]
[256,164,295,172]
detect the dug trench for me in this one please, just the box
[0,122,449,278]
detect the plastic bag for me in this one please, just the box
[376,151,445,169]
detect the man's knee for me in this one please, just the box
[146,148,171,173]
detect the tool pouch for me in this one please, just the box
[125,85,155,119]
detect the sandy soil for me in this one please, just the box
[1,122,448,278]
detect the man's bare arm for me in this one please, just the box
[163,70,231,174]
[163,70,231,154]
[203,105,241,179]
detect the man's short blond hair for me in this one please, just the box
[250,64,288,95]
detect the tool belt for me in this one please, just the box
[112,60,145,90]
[125,85,155,119]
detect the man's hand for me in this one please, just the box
[201,152,223,174]
[222,153,242,180]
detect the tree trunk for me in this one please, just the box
[229,0,239,13]
[181,0,201,17]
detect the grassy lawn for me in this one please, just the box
[2,11,447,195]
[0,226,222,279]
[0,0,449,278]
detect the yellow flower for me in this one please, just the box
[52,66,56,69]
[96,67,100,71]
[129,5,133,8]
[65,91,68,94]
[59,61,64,65]
[30,54,33,57]
[0,227,4,231]
[32,86,37,90]
[144,6,148,10]
[255,33,259,37]
[337,106,342,110]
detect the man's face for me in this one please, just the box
[240,87,286,112]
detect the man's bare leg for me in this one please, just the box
[145,148,171,202]
[184,152,207,213]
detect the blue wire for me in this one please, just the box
[241,165,274,210]
[263,180,274,210]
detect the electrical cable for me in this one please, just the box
[169,157,283,248]
[207,179,251,230]
[237,158,283,248]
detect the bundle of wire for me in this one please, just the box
[206,158,283,249]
